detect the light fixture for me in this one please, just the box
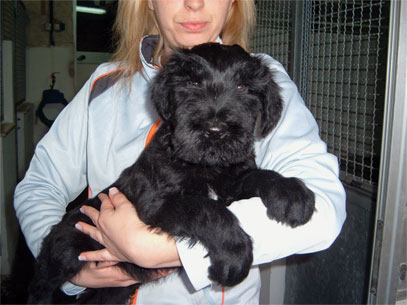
[76,6,106,15]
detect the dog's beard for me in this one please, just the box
[171,126,255,166]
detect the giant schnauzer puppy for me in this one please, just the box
[28,43,315,304]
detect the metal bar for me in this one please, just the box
[368,0,407,303]
[328,2,336,146]
[0,0,3,122]
[344,0,356,177]
[300,0,311,97]
[353,0,364,179]
[337,0,348,171]
[290,0,303,83]
[369,0,383,188]
[362,2,373,183]
[313,0,323,124]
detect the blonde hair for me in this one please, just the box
[112,0,256,79]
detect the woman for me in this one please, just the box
[14,0,346,303]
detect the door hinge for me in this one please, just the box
[370,219,384,295]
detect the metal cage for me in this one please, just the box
[253,0,390,190]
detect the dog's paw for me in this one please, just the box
[264,177,315,227]
[207,233,253,286]
[209,251,253,286]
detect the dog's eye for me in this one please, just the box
[237,85,247,92]
[187,81,200,87]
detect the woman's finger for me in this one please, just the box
[75,221,104,245]
[156,268,177,278]
[80,205,100,225]
[99,192,116,214]
[107,187,132,209]
[93,261,119,269]
[79,248,120,262]
[70,262,140,288]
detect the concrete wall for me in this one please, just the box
[23,0,74,47]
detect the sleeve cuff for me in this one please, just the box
[60,281,86,296]
[175,238,212,291]
[228,195,344,263]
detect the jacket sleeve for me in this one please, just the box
[13,78,93,295]
[176,55,346,291]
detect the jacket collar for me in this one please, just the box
[139,35,223,81]
[139,35,161,81]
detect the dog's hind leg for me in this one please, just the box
[27,201,105,304]
[27,226,91,304]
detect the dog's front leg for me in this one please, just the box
[147,195,253,287]
[234,169,315,227]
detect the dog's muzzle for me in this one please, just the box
[204,120,228,139]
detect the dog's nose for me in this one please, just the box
[204,122,227,138]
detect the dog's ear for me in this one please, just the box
[150,50,200,121]
[149,68,172,121]
[258,68,283,137]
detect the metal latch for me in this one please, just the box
[370,219,384,295]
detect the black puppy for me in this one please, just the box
[28,43,315,304]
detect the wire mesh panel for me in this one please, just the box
[253,0,293,71]
[300,0,389,188]
[253,0,389,189]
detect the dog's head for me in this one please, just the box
[150,43,283,166]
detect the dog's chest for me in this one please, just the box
[207,186,219,200]
[179,165,236,203]
[176,164,216,192]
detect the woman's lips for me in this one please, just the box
[180,22,207,32]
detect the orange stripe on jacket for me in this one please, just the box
[129,287,139,305]
[145,120,161,148]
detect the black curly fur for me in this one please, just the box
[27,43,315,304]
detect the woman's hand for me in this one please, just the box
[75,187,181,268]
[70,261,139,288]
[70,260,175,288]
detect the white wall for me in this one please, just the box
[25,46,76,144]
